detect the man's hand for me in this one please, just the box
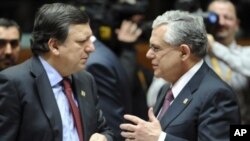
[89,133,107,141]
[207,34,215,54]
[116,20,142,43]
[120,108,162,141]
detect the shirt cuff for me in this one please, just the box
[158,131,167,141]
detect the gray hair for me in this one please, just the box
[152,10,208,58]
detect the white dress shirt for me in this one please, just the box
[158,60,204,141]
[39,56,79,141]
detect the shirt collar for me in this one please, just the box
[229,40,237,49]
[171,59,203,98]
[39,56,63,87]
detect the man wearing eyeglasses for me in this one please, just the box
[0,18,21,71]
[120,10,240,141]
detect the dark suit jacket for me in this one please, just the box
[154,62,241,141]
[0,56,113,141]
[86,39,132,141]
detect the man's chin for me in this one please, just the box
[214,33,228,42]
[0,62,15,70]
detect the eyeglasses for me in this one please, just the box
[149,43,174,53]
[0,39,19,48]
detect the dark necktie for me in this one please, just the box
[62,78,84,141]
[158,89,174,120]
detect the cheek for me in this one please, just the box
[13,49,20,56]
[160,53,180,70]
[226,20,236,28]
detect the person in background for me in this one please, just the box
[120,10,240,141]
[207,34,250,76]
[86,35,132,141]
[146,77,167,107]
[116,19,153,120]
[0,18,21,71]
[0,3,113,141]
[206,0,250,124]
[78,0,153,120]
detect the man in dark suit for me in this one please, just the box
[0,3,113,141]
[86,36,132,141]
[120,10,240,141]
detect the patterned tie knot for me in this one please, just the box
[62,78,71,91]
[165,89,174,101]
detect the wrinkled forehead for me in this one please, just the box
[66,24,92,39]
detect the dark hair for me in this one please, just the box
[31,3,90,55]
[0,18,22,40]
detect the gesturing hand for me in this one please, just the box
[89,133,107,141]
[120,108,162,141]
[116,20,142,43]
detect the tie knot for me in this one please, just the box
[62,78,71,90]
[165,89,174,101]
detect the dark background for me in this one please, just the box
[1,0,250,38]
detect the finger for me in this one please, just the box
[121,131,135,139]
[115,29,120,34]
[89,133,99,141]
[124,114,142,124]
[148,107,157,122]
[129,23,138,33]
[121,20,130,31]
[134,28,142,37]
[120,123,137,132]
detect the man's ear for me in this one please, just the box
[48,38,59,55]
[179,44,190,60]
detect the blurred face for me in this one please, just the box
[208,1,239,45]
[146,25,182,83]
[0,26,20,70]
[55,24,95,76]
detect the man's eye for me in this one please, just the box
[152,47,161,52]
[77,40,86,44]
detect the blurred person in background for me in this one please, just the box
[78,0,153,120]
[0,18,21,71]
[86,34,133,141]
[85,2,150,139]
[206,0,250,124]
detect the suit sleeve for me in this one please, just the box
[164,87,240,141]
[87,71,114,141]
[87,64,125,140]
[0,73,21,141]
[197,88,240,141]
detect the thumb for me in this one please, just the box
[148,107,157,122]
[115,29,120,35]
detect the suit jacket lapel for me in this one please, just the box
[30,57,62,141]
[157,62,208,129]
[160,88,193,129]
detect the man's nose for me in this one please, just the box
[146,48,155,59]
[4,44,13,55]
